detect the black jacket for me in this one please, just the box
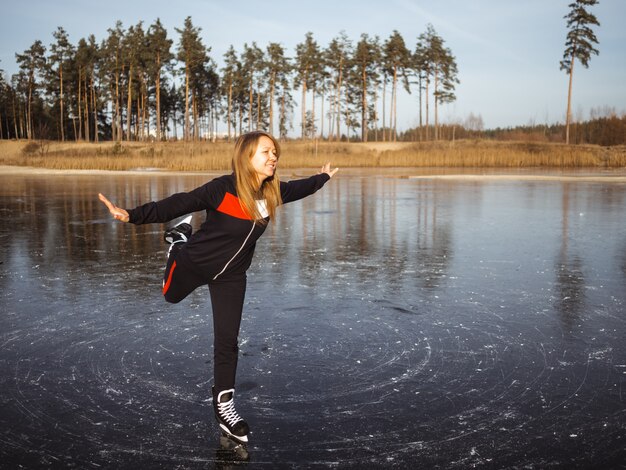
[127,172,330,279]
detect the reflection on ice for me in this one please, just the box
[0,171,625,467]
[216,434,250,465]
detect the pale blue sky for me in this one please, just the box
[1,0,624,132]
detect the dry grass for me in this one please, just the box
[1,139,624,171]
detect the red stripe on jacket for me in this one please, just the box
[216,192,252,220]
[163,260,177,295]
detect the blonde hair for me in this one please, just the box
[232,131,282,223]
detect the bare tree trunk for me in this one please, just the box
[373,88,378,142]
[425,79,430,141]
[21,102,26,139]
[329,93,335,140]
[184,65,190,141]
[227,82,232,141]
[126,65,132,141]
[134,96,139,139]
[418,75,423,141]
[312,87,316,138]
[257,91,261,130]
[327,94,332,140]
[12,94,19,138]
[391,66,398,142]
[336,61,343,142]
[112,79,116,141]
[92,70,99,142]
[320,88,324,139]
[215,104,219,141]
[382,78,386,142]
[138,93,144,141]
[361,66,367,142]
[269,73,275,136]
[301,76,307,139]
[59,65,65,141]
[26,84,32,140]
[213,105,218,142]
[143,87,148,140]
[144,92,148,140]
[19,100,25,139]
[193,90,198,140]
[238,106,242,135]
[71,99,78,141]
[155,53,161,141]
[248,80,253,132]
[434,65,439,141]
[565,53,575,145]
[84,76,90,142]
[280,93,286,140]
[77,69,83,141]
[115,65,121,141]
[172,106,177,140]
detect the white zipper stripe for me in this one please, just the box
[212,223,256,280]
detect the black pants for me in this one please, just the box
[163,244,246,392]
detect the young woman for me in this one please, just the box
[98,131,338,444]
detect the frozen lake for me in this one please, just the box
[1,169,625,468]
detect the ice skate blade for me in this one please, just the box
[219,425,248,444]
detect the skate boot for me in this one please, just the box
[212,386,249,444]
[164,215,192,255]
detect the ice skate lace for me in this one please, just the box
[218,398,243,427]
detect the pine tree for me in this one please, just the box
[101,22,125,141]
[0,66,11,139]
[147,19,173,142]
[413,33,429,141]
[75,36,100,141]
[354,33,380,142]
[121,23,146,141]
[561,0,600,144]
[277,65,294,140]
[49,27,74,141]
[176,17,208,141]
[383,31,410,142]
[414,25,458,141]
[221,46,240,140]
[295,32,322,139]
[324,32,351,141]
[86,35,101,142]
[420,25,458,140]
[266,42,291,137]
[15,40,47,139]
[241,42,264,131]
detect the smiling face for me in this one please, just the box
[250,135,279,185]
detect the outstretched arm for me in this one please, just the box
[280,162,338,204]
[98,193,129,223]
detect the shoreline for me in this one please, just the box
[1,164,626,182]
[0,165,221,177]
[407,174,626,182]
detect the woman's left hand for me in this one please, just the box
[319,162,339,178]
[98,193,130,222]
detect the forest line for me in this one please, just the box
[1,3,623,147]
[0,17,462,144]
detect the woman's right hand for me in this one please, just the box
[319,162,339,178]
[98,193,130,223]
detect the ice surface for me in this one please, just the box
[1,172,625,467]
